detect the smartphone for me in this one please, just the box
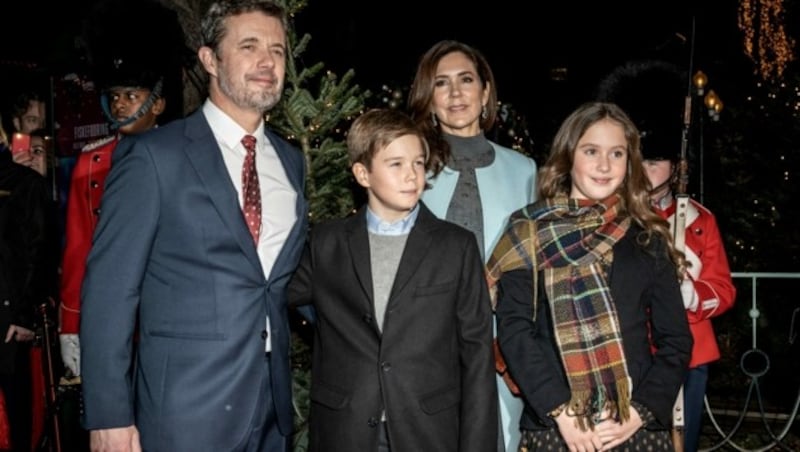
[11,133,30,156]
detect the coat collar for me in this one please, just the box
[180,110,263,274]
[345,202,439,309]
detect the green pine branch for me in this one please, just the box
[269,3,370,223]
[268,2,369,451]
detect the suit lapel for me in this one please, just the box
[264,129,308,282]
[181,111,262,273]
[347,208,374,304]
[388,204,436,300]
[266,129,304,193]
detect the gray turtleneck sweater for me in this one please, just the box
[442,133,495,260]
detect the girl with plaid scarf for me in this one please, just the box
[489,102,692,451]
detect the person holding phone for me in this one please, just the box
[2,88,46,165]
[10,130,48,177]
[0,129,57,452]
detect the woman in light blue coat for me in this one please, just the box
[408,40,537,451]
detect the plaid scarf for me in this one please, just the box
[487,194,632,429]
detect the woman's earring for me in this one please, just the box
[431,112,438,127]
[481,105,488,120]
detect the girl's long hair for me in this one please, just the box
[539,101,686,275]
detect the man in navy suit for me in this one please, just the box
[79,1,307,451]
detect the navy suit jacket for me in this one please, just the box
[80,109,308,451]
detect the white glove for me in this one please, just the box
[60,334,81,377]
[680,278,699,311]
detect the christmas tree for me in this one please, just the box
[267,30,369,223]
[269,4,369,451]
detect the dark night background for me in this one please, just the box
[0,1,764,134]
[2,0,800,266]
[1,1,798,268]
[294,0,750,144]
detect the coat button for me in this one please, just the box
[93,154,101,162]
[381,361,391,372]
[261,330,268,340]
[90,180,99,189]
[362,314,373,324]
[367,417,378,428]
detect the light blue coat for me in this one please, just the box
[422,141,537,260]
[421,141,537,451]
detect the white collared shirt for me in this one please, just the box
[202,100,298,352]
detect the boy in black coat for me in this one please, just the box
[289,109,497,452]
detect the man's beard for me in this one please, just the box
[218,67,283,112]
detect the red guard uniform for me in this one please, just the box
[60,135,119,334]
[653,197,736,367]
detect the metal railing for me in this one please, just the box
[701,272,800,452]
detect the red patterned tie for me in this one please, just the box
[241,135,261,244]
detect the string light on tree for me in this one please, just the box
[738,0,795,80]
[494,102,535,156]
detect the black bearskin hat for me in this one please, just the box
[83,0,188,123]
[595,60,687,161]
[95,55,164,93]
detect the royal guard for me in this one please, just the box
[597,60,737,452]
[58,57,167,378]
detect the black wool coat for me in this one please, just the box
[289,203,498,452]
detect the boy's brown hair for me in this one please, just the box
[347,108,429,170]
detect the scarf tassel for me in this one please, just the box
[567,379,632,431]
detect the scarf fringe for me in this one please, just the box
[616,379,631,423]
[567,379,632,431]
[487,195,635,432]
